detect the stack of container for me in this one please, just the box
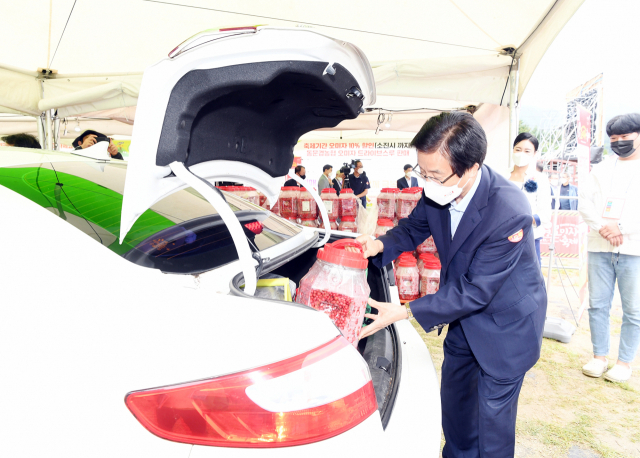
[395,254,420,302]
[339,189,357,218]
[397,187,421,220]
[240,186,260,205]
[377,188,397,220]
[278,186,300,222]
[299,217,318,228]
[419,253,441,297]
[298,187,317,220]
[321,188,339,218]
[338,216,357,233]
[374,218,394,238]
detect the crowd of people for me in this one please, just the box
[490,117,639,384]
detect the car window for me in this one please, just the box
[0,161,301,274]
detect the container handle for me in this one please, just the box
[331,239,364,253]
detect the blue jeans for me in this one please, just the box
[588,252,640,363]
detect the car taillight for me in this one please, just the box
[125,336,377,448]
[244,221,263,234]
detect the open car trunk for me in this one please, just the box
[229,233,401,429]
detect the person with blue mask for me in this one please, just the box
[355,112,547,458]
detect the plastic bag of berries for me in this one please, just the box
[295,239,370,347]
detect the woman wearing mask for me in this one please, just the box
[508,132,552,266]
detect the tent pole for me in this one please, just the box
[45,109,53,150]
[53,115,60,150]
[37,113,46,149]
[508,58,520,169]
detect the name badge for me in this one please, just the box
[602,197,625,220]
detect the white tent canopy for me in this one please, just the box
[1,0,583,118]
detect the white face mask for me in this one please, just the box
[550,179,559,187]
[423,174,469,206]
[512,152,533,167]
[357,167,364,174]
[405,171,411,178]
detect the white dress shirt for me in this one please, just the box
[449,169,482,238]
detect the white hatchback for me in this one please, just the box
[0,26,441,458]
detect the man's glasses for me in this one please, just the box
[412,164,457,185]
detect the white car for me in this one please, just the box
[1,27,440,457]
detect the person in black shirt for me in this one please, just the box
[283,165,305,187]
[73,130,124,160]
[347,160,370,207]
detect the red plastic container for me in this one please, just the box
[329,220,338,231]
[242,186,260,205]
[298,187,317,218]
[417,236,437,254]
[397,187,421,219]
[300,217,318,228]
[374,218,394,238]
[257,190,268,208]
[296,240,371,346]
[377,188,397,220]
[270,199,280,215]
[278,186,299,219]
[338,216,357,233]
[420,253,441,297]
[321,188,340,220]
[396,254,420,302]
[339,189,357,217]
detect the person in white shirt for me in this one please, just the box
[579,113,640,383]
[508,133,552,266]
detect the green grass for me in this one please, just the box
[409,314,640,458]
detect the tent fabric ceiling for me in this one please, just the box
[0,0,583,117]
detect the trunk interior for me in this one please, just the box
[230,233,401,428]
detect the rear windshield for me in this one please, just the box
[0,161,301,274]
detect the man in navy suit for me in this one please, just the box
[397,164,419,189]
[357,112,546,458]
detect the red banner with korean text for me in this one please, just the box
[540,211,580,257]
[293,139,416,201]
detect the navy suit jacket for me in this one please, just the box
[374,165,547,378]
[397,176,418,190]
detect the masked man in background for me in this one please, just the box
[355,112,547,458]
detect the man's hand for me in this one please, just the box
[108,140,119,157]
[355,234,384,259]
[360,298,408,339]
[608,234,624,247]
[600,222,622,242]
[80,134,97,149]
